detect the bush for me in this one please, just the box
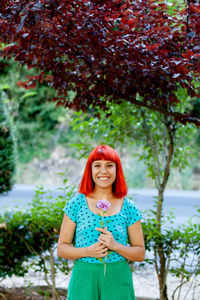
[0,177,75,282]
[142,208,200,299]
[0,210,56,278]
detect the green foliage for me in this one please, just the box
[0,173,75,281]
[0,210,38,278]
[25,177,76,284]
[0,92,16,193]
[0,206,58,279]
[29,176,75,236]
[70,99,198,188]
[70,100,141,156]
[0,58,67,163]
[143,208,200,299]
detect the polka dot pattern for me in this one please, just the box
[63,193,142,263]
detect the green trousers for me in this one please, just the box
[67,260,136,300]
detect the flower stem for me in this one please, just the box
[104,255,107,276]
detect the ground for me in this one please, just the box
[0,286,67,300]
[0,286,157,300]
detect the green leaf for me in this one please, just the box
[105,220,111,225]
[1,84,11,90]
[22,91,37,99]
[96,258,104,263]
[99,221,104,227]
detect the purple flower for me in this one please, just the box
[96,199,111,212]
[95,198,112,276]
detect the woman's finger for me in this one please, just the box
[98,237,105,243]
[95,227,109,234]
[102,245,108,249]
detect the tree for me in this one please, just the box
[69,100,198,300]
[0,0,200,125]
[0,91,16,193]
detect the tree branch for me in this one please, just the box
[128,98,200,126]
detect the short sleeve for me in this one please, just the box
[126,199,142,227]
[63,195,79,223]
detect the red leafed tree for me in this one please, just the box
[0,0,200,125]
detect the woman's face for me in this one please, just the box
[91,160,116,189]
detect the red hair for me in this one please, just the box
[78,145,128,198]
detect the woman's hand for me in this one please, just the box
[95,227,118,251]
[86,242,108,258]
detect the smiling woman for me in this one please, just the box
[57,145,145,300]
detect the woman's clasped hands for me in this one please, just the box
[95,227,118,251]
[86,242,108,258]
[86,227,118,258]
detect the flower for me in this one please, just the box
[96,199,111,212]
[96,199,112,276]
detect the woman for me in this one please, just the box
[57,145,145,300]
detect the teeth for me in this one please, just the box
[99,177,109,180]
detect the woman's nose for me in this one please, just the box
[100,166,107,173]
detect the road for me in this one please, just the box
[130,188,200,224]
[0,185,199,225]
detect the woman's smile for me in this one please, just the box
[98,176,110,180]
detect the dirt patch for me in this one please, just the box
[0,286,67,300]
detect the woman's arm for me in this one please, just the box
[115,221,145,262]
[57,214,108,260]
[96,220,145,262]
[57,214,87,260]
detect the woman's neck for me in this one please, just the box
[90,186,114,200]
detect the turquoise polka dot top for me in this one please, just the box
[63,193,142,263]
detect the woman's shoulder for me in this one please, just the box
[63,193,85,220]
[124,196,143,225]
[67,193,85,205]
[124,197,142,214]
[124,196,137,208]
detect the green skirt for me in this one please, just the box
[67,260,136,300]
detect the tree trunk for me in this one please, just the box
[159,275,169,300]
[49,248,57,300]
[156,188,169,300]
[157,120,175,299]
[157,188,164,230]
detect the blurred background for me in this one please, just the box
[1,59,200,190]
[0,53,200,300]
